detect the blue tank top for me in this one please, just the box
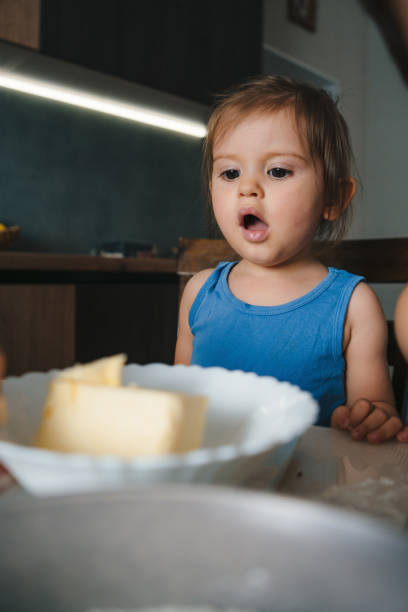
[189,262,364,427]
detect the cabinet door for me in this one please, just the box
[119,0,262,104]
[0,285,75,376]
[75,281,178,365]
[40,0,262,105]
[0,0,40,49]
[41,0,118,76]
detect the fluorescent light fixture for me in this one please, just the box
[0,71,207,138]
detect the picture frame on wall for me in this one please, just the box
[287,0,317,32]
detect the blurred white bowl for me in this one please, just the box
[0,363,318,496]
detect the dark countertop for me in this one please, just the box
[0,251,178,275]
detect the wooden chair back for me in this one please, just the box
[177,236,408,417]
[177,238,237,295]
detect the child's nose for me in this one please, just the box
[239,176,264,198]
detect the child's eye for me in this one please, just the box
[221,169,240,180]
[268,167,291,179]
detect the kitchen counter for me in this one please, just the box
[0,251,177,274]
[0,251,180,376]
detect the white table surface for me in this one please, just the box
[2,426,408,529]
[278,426,408,529]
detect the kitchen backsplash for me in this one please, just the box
[0,88,207,254]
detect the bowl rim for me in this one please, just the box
[1,362,318,469]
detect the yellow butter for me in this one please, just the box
[35,379,207,457]
[58,354,126,386]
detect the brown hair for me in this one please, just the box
[202,75,356,242]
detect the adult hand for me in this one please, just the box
[331,398,403,443]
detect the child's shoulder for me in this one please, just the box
[346,280,387,334]
[195,267,216,282]
[348,280,383,313]
[342,280,387,354]
[181,268,216,309]
[186,260,236,292]
[189,267,215,289]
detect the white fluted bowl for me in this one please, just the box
[0,363,318,496]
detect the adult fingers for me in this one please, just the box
[366,416,403,444]
[330,404,351,429]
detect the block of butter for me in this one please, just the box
[35,379,207,457]
[58,353,127,386]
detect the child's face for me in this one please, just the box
[211,108,326,268]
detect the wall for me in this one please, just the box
[263,0,368,238]
[263,0,408,317]
[361,18,408,316]
[0,86,206,254]
[263,0,408,239]
[363,20,408,239]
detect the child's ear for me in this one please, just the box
[323,177,356,221]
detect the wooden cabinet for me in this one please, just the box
[39,0,262,105]
[75,280,179,367]
[0,254,179,377]
[0,284,75,376]
[40,0,118,78]
[115,0,263,104]
[0,0,40,50]
[0,1,262,104]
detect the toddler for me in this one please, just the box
[175,76,406,443]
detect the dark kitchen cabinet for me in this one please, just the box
[40,0,119,78]
[0,253,179,377]
[40,0,262,105]
[0,284,75,376]
[75,280,179,367]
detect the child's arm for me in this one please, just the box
[394,283,408,441]
[395,283,408,361]
[174,269,213,365]
[331,282,404,443]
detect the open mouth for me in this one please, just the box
[238,208,269,242]
[242,213,268,231]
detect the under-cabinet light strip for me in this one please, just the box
[0,72,207,138]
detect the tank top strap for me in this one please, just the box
[189,261,237,329]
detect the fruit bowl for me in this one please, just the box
[0,225,19,249]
